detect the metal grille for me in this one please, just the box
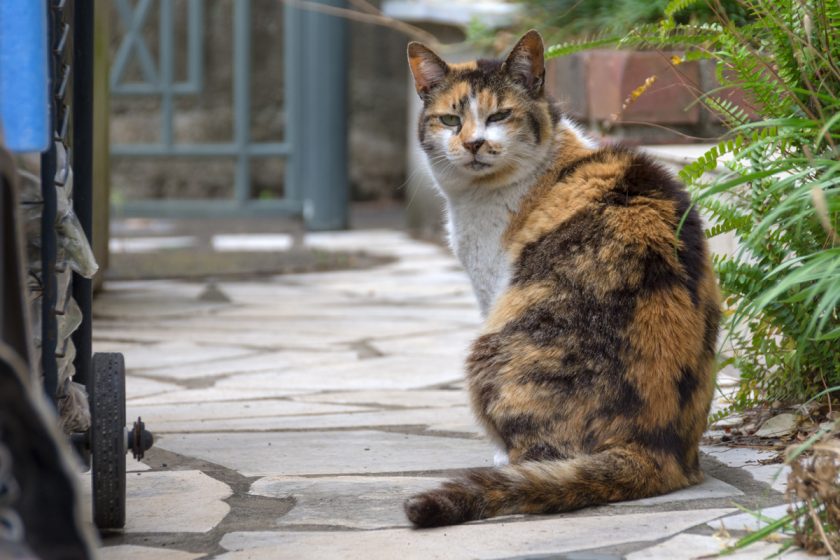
[109,0,302,217]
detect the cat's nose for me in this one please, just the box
[463,139,485,154]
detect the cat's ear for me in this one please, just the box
[407,42,449,98]
[504,30,545,96]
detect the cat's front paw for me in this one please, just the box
[493,449,509,466]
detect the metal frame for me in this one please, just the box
[72,0,94,387]
[110,0,204,96]
[108,0,349,229]
[40,0,65,401]
[109,0,302,218]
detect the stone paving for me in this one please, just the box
[84,229,823,559]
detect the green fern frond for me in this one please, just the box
[703,97,752,130]
[545,35,621,59]
[679,136,748,185]
[664,0,704,19]
[705,216,751,238]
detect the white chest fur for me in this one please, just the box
[444,183,532,316]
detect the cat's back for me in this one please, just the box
[484,145,720,470]
[504,145,715,312]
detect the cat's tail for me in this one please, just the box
[404,446,692,527]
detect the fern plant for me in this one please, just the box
[519,0,750,39]
[546,0,840,406]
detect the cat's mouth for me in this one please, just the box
[467,159,492,171]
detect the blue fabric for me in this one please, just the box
[0,1,50,153]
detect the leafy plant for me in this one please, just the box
[546,0,840,406]
[519,0,750,40]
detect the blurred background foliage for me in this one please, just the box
[517,0,752,39]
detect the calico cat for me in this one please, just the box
[404,30,721,527]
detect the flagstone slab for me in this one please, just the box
[303,230,443,258]
[250,475,447,529]
[708,504,791,532]
[213,354,464,393]
[198,282,358,306]
[92,282,221,319]
[701,446,778,468]
[701,446,788,492]
[79,470,231,533]
[370,329,477,357]
[91,341,149,355]
[216,302,481,327]
[626,532,820,560]
[109,236,197,254]
[433,292,482,306]
[211,233,294,252]
[127,400,371,426]
[116,341,257,371]
[124,470,231,533]
[125,376,182,400]
[745,463,791,493]
[127,455,151,472]
[146,406,481,434]
[128,386,313,406]
[100,545,201,560]
[626,533,724,560]
[217,509,734,560]
[379,254,464,272]
[623,475,743,506]
[154,430,495,477]
[282,274,472,302]
[160,316,450,342]
[137,350,359,381]
[94,325,357,350]
[293,389,469,409]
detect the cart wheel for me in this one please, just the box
[90,352,126,530]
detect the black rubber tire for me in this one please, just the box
[90,352,126,530]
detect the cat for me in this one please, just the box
[404,30,721,527]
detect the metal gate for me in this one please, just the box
[109,0,348,229]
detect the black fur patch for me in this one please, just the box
[548,103,563,126]
[454,65,506,95]
[468,333,507,410]
[619,152,706,306]
[519,365,595,397]
[498,414,539,445]
[639,249,682,295]
[597,375,644,419]
[522,442,569,462]
[702,301,721,356]
[554,151,607,185]
[417,113,427,145]
[476,58,503,73]
[632,426,687,459]
[512,208,606,285]
[676,366,699,408]
[527,111,542,144]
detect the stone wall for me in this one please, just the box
[347,12,409,201]
[109,0,409,204]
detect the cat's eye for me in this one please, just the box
[440,115,461,127]
[487,110,512,124]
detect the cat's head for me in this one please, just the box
[407,30,556,188]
